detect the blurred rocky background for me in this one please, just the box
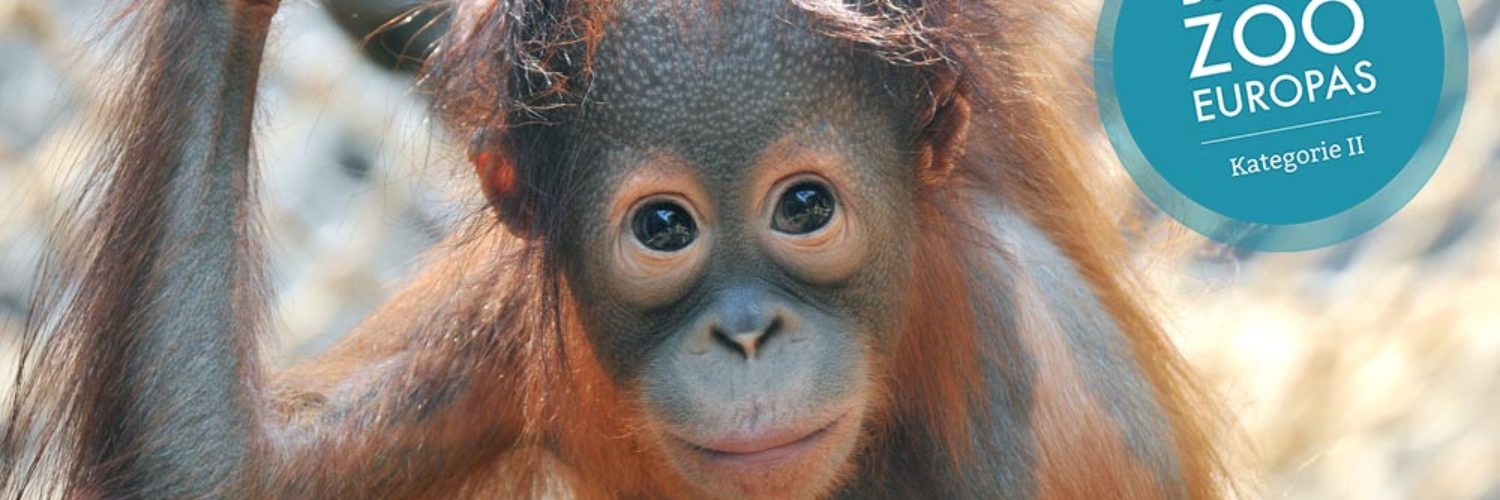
[0,0,1497,498]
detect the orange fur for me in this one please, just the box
[431,0,1232,495]
[2,1,1229,498]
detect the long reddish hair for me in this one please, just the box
[413,0,1228,497]
[0,0,1230,497]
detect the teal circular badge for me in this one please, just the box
[1095,0,1467,251]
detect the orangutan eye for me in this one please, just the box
[632,200,698,252]
[773,181,836,235]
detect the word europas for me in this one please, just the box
[1185,0,1375,123]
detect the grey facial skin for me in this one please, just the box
[2,0,1197,498]
[509,1,929,492]
[507,1,1187,496]
[544,3,920,404]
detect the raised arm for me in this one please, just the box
[0,2,282,496]
[1,2,522,497]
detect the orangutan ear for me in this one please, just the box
[915,86,971,186]
[468,130,535,238]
